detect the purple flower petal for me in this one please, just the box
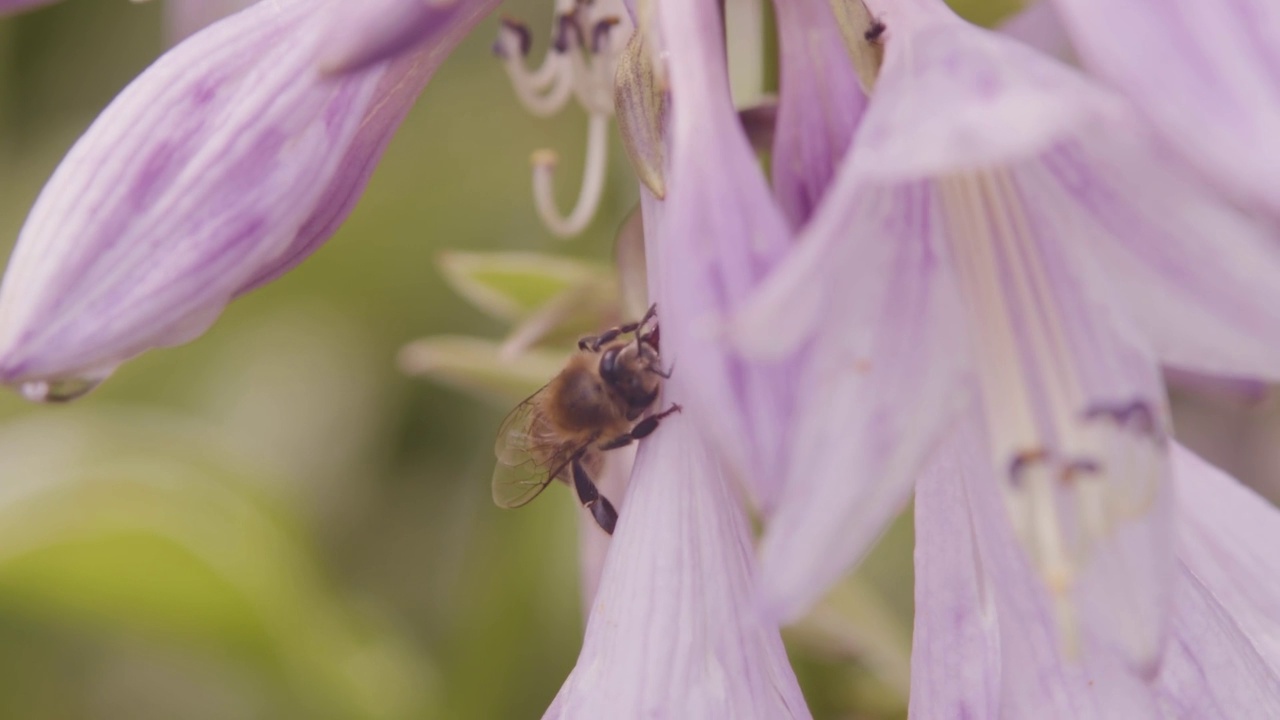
[913,420,1280,715]
[318,0,484,76]
[1029,140,1280,381]
[910,436,1001,719]
[855,0,1127,183]
[998,0,1075,61]
[747,180,970,624]
[0,0,486,393]
[918,427,1160,717]
[645,0,796,512]
[545,417,811,718]
[1050,0,1280,219]
[1158,567,1280,717]
[1173,444,1280,670]
[771,0,864,228]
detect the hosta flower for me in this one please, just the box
[737,0,1280,700]
[9,0,1280,715]
[0,0,497,399]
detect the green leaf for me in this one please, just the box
[398,336,566,406]
[437,251,616,323]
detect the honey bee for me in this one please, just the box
[493,305,679,534]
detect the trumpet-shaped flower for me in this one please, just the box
[738,0,1280,681]
[0,0,497,399]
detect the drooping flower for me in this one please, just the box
[547,0,816,711]
[0,0,498,399]
[737,0,1280,684]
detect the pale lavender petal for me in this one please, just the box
[855,0,1128,183]
[1024,140,1280,382]
[545,417,810,719]
[0,0,57,16]
[0,0,485,390]
[753,182,971,623]
[910,437,1001,720]
[945,158,1177,674]
[998,0,1074,61]
[1157,567,1280,718]
[1173,444,1280,669]
[319,0,485,76]
[852,0,1184,671]
[770,0,864,229]
[164,0,257,43]
[949,424,1159,718]
[1050,0,1280,218]
[648,0,796,511]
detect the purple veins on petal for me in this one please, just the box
[1049,0,1280,220]
[545,417,811,719]
[0,0,489,394]
[318,0,486,76]
[770,0,865,229]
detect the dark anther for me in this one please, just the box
[864,19,886,43]
[591,17,621,54]
[1061,458,1102,484]
[553,11,586,53]
[1008,448,1049,487]
[496,17,532,58]
[1083,400,1159,437]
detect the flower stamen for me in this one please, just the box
[940,166,1169,655]
[499,0,632,237]
[532,113,611,237]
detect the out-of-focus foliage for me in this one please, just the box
[1,1,1271,719]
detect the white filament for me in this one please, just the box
[532,113,611,238]
[500,0,632,237]
[940,169,1161,655]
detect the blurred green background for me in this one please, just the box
[6,1,1274,718]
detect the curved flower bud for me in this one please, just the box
[0,0,490,399]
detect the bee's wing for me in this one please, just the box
[492,389,573,509]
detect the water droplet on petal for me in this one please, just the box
[19,375,106,403]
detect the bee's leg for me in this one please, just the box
[598,403,682,450]
[572,456,618,534]
[577,304,658,352]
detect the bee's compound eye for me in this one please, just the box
[598,347,621,383]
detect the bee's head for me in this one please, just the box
[598,341,663,410]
